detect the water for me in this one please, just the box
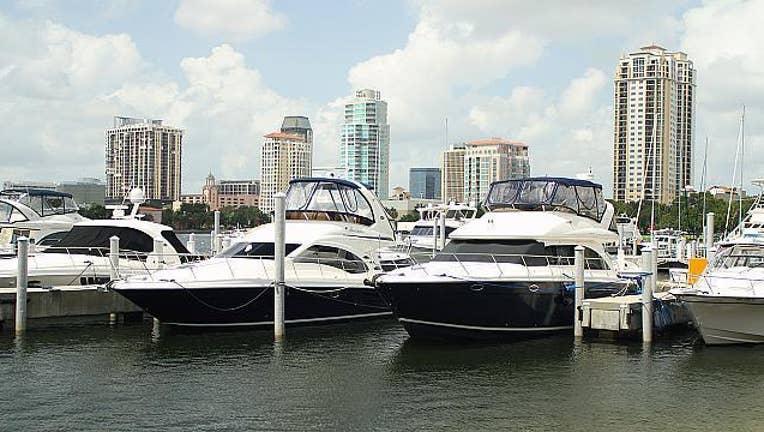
[2,320,763,431]
[177,233,213,254]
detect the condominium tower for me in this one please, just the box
[260,132,312,212]
[105,116,183,202]
[612,45,696,204]
[340,89,390,197]
[441,143,466,203]
[280,116,313,144]
[441,139,530,205]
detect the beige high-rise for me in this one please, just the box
[105,116,183,202]
[612,45,695,204]
[441,143,466,203]
[260,132,312,212]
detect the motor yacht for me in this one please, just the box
[407,203,477,252]
[0,188,88,254]
[110,177,397,328]
[375,177,632,341]
[0,218,189,288]
[672,240,764,345]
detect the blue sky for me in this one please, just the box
[1,0,762,196]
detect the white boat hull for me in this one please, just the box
[680,295,764,345]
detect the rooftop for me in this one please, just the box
[466,137,527,147]
[264,132,305,141]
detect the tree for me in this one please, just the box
[78,204,110,219]
[399,211,420,222]
[385,206,399,220]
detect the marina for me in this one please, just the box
[3,320,764,431]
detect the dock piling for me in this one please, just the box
[214,234,223,255]
[641,246,654,343]
[273,192,286,340]
[187,232,196,254]
[109,235,120,281]
[15,237,29,335]
[439,212,447,251]
[705,212,715,262]
[212,210,221,254]
[574,245,585,338]
[432,213,439,257]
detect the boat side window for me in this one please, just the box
[0,202,27,223]
[294,245,367,274]
[37,231,69,247]
[434,240,608,269]
[220,242,301,259]
[577,187,599,220]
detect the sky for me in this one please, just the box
[1,0,763,196]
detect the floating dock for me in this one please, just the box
[0,286,142,330]
[581,292,692,338]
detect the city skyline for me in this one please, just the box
[1,1,762,197]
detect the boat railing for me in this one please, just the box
[378,250,610,277]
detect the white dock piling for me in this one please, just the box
[214,234,223,255]
[432,213,439,257]
[641,246,654,343]
[705,212,715,261]
[273,192,286,340]
[212,210,222,254]
[15,237,29,335]
[109,235,120,281]
[439,212,447,251]
[186,232,196,254]
[574,245,585,339]
[153,238,164,265]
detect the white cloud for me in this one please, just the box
[469,68,611,183]
[174,0,286,41]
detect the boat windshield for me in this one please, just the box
[711,244,764,270]
[285,179,375,225]
[485,177,607,222]
[0,190,80,217]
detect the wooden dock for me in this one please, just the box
[581,292,692,338]
[0,286,142,330]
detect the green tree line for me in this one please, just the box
[610,192,755,236]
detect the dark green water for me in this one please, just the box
[2,320,763,431]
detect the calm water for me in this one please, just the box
[1,319,763,431]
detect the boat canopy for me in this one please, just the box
[0,188,79,217]
[285,178,375,225]
[484,177,607,222]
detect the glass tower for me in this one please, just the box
[339,89,390,198]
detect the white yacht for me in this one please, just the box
[672,239,764,345]
[0,188,88,253]
[0,218,190,288]
[110,178,397,328]
[406,203,477,252]
[375,177,631,341]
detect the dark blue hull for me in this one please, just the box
[113,284,391,328]
[375,280,627,341]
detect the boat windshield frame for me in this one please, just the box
[710,243,764,270]
[284,179,375,226]
[0,189,80,217]
[484,177,607,222]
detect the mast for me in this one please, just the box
[701,137,708,241]
[725,106,744,236]
[739,105,745,229]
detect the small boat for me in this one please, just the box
[672,239,764,345]
[110,177,397,328]
[375,177,631,341]
[406,203,477,252]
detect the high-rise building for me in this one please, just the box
[260,132,312,212]
[463,138,530,205]
[441,144,466,203]
[409,168,441,200]
[612,45,695,204]
[340,89,390,198]
[280,116,313,144]
[105,116,183,203]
